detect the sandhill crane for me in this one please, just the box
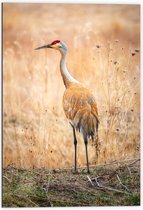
[35,40,99,173]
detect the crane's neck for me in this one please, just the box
[60,50,80,88]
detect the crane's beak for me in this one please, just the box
[35,44,52,50]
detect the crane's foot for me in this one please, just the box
[71,167,78,174]
[72,170,79,174]
[87,169,90,174]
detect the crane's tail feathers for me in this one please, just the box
[75,110,99,135]
[72,109,100,161]
[80,125,100,163]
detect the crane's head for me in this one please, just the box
[35,40,67,54]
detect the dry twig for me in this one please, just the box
[127,166,132,176]
[89,176,131,195]
[43,176,51,194]
[87,175,94,186]
[116,174,132,193]
[3,175,11,184]
[128,158,140,167]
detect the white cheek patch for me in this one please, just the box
[52,43,61,49]
[55,43,61,48]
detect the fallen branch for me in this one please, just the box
[116,174,132,194]
[87,175,103,183]
[128,158,140,167]
[93,176,131,195]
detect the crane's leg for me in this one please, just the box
[84,135,90,174]
[81,127,90,173]
[70,123,77,172]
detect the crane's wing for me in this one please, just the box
[63,84,99,139]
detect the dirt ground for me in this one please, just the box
[3,159,140,207]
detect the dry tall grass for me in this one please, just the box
[3,4,140,169]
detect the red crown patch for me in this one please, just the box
[51,40,60,45]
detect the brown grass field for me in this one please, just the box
[3,3,140,207]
